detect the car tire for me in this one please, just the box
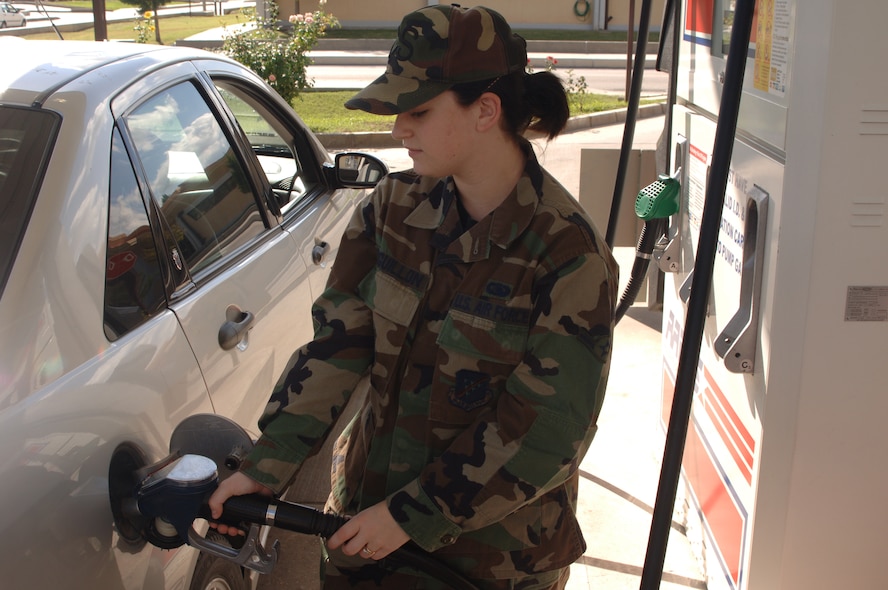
[189,533,249,590]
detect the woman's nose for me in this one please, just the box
[391,114,410,140]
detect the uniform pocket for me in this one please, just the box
[430,308,530,425]
[358,268,420,327]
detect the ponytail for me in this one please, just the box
[451,70,570,141]
[522,71,570,139]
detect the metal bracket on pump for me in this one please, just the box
[656,216,684,273]
[677,272,713,319]
[654,135,689,274]
[714,187,769,373]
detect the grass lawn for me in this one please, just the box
[48,0,132,9]
[291,91,394,134]
[294,91,640,134]
[19,12,247,43]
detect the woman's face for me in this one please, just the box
[390,91,480,178]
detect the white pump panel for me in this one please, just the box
[661,0,888,588]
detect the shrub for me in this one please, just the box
[528,55,590,114]
[222,0,339,104]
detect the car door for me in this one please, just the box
[116,60,360,434]
[203,68,360,307]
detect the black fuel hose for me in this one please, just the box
[615,217,667,323]
[604,0,655,248]
[202,495,480,590]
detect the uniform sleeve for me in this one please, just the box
[240,193,381,494]
[388,240,618,551]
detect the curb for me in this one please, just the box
[317,102,666,150]
[311,39,637,53]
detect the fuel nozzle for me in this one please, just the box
[635,174,680,220]
[132,452,279,573]
[135,454,218,547]
[615,173,682,323]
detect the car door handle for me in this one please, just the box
[311,240,329,265]
[218,305,254,351]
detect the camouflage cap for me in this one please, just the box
[345,4,528,115]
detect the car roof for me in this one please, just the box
[0,39,222,107]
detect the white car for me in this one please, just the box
[0,2,26,27]
[0,38,385,590]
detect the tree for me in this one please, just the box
[120,0,174,44]
[91,0,108,40]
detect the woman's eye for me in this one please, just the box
[411,110,428,119]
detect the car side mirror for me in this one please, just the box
[328,152,387,188]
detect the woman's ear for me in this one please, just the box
[475,93,503,133]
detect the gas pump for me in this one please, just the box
[634,0,888,588]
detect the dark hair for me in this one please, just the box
[451,70,570,140]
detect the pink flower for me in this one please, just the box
[305,14,314,24]
[268,74,276,82]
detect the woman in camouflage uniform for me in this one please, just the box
[210,5,619,589]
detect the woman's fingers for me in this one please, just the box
[205,472,273,536]
[326,502,410,560]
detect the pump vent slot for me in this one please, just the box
[850,196,885,228]
[859,106,888,135]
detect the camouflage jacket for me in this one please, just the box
[242,142,619,580]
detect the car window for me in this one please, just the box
[124,81,265,277]
[213,80,316,216]
[0,106,59,299]
[104,128,167,341]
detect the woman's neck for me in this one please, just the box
[453,139,525,221]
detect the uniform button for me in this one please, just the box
[440,534,456,545]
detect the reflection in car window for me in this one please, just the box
[125,82,265,277]
[105,128,167,341]
[0,106,59,299]
[214,80,314,215]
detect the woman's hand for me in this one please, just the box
[206,471,273,536]
[327,502,410,560]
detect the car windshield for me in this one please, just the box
[0,106,60,298]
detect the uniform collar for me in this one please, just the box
[405,140,544,259]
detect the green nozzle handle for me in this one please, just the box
[635,175,680,220]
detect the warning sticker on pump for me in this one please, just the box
[845,286,888,321]
[753,0,791,97]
